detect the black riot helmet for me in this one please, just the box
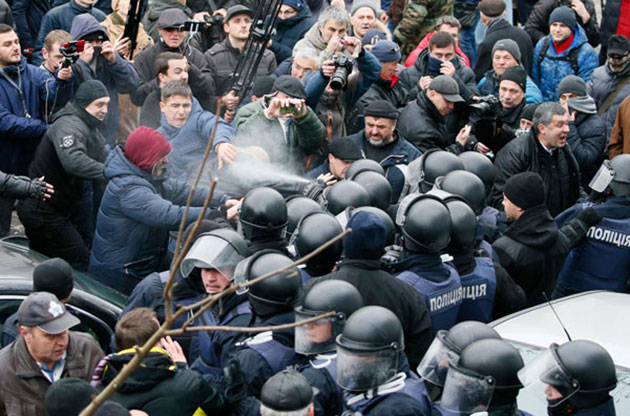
[436,170,487,214]
[417,149,464,192]
[292,212,343,276]
[609,154,630,196]
[417,321,501,387]
[323,180,371,215]
[239,187,288,241]
[519,340,617,412]
[441,339,524,414]
[233,250,301,317]
[445,199,478,250]
[345,159,385,180]
[336,306,404,392]
[285,196,324,241]
[397,194,451,253]
[295,280,364,355]
[351,170,392,210]
[458,151,496,191]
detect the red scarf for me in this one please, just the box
[381,73,399,87]
[553,33,575,55]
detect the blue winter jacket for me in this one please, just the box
[531,25,599,102]
[70,13,140,145]
[89,146,222,289]
[157,98,234,182]
[0,56,66,174]
[477,69,543,104]
[12,0,58,50]
[269,4,315,65]
[32,0,106,65]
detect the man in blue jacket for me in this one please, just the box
[32,0,106,65]
[157,81,236,183]
[0,24,70,236]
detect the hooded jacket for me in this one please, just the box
[0,332,103,416]
[477,68,543,104]
[69,13,140,145]
[89,146,221,289]
[490,130,581,217]
[531,24,599,102]
[524,0,600,48]
[0,56,62,175]
[270,4,315,64]
[492,204,592,306]
[588,62,630,142]
[98,348,228,416]
[32,0,106,65]
[157,98,234,182]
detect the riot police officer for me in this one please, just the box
[179,228,251,376]
[239,187,290,255]
[554,154,630,298]
[441,195,526,321]
[232,250,303,397]
[321,180,371,215]
[441,338,530,415]
[291,212,343,281]
[285,196,324,242]
[518,340,617,415]
[407,149,465,194]
[336,306,433,416]
[395,194,462,335]
[296,280,364,416]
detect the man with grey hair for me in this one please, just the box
[276,47,321,80]
[491,101,581,216]
[259,370,316,416]
[292,6,353,61]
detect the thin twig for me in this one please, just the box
[167,311,336,335]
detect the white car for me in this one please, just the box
[490,291,630,415]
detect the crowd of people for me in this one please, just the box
[0,0,628,413]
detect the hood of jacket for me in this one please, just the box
[276,4,312,28]
[301,23,328,51]
[504,204,559,248]
[548,24,589,56]
[70,13,109,41]
[101,348,177,393]
[104,144,157,181]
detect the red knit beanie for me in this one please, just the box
[125,127,173,172]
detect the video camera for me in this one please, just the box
[181,14,225,48]
[468,94,502,123]
[329,55,354,90]
[59,40,85,68]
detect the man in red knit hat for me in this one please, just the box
[89,126,236,295]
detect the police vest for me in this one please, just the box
[457,257,497,323]
[396,265,462,335]
[242,331,297,375]
[345,372,432,416]
[197,300,251,375]
[557,216,630,293]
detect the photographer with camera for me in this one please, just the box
[204,5,277,119]
[132,9,216,112]
[302,35,381,137]
[233,75,327,173]
[292,6,354,62]
[39,30,75,119]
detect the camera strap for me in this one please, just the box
[0,66,31,119]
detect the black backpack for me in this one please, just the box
[537,36,580,74]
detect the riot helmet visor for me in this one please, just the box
[336,343,399,392]
[416,330,459,386]
[180,234,244,279]
[441,361,495,413]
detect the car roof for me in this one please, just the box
[490,291,630,368]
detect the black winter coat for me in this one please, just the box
[567,110,606,187]
[269,5,315,64]
[304,258,433,370]
[490,130,581,217]
[474,18,534,81]
[492,204,593,306]
[524,0,600,48]
[359,76,411,109]
[12,0,53,49]
[587,63,630,141]
[398,92,469,153]
[600,0,622,54]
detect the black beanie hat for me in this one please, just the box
[504,172,546,210]
[549,6,576,29]
[364,99,399,120]
[500,66,527,92]
[251,75,275,97]
[45,377,96,416]
[33,258,74,301]
[557,74,587,97]
[520,103,539,121]
[74,80,109,108]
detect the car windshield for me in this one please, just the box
[510,341,630,415]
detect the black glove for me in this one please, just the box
[12,176,49,200]
[381,244,404,273]
[223,354,247,405]
[576,207,602,227]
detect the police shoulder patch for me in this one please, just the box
[61,135,74,148]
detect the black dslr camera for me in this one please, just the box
[468,94,502,123]
[329,55,354,90]
[204,14,224,45]
[59,40,85,68]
